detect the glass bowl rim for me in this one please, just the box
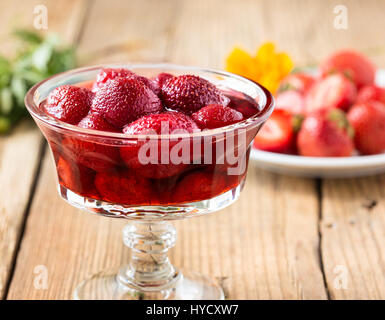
[25,63,275,140]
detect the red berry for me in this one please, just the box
[297,109,354,157]
[123,111,199,135]
[226,93,260,118]
[78,112,119,131]
[120,112,199,179]
[356,85,385,104]
[62,113,121,172]
[94,170,152,204]
[153,72,173,88]
[320,50,376,88]
[45,85,92,124]
[56,157,97,198]
[275,90,306,115]
[305,73,357,113]
[173,170,228,203]
[348,101,385,155]
[279,73,315,93]
[91,77,162,128]
[92,68,159,94]
[161,75,228,114]
[92,68,134,91]
[253,110,296,154]
[191,104,243,129]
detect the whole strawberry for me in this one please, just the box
[56,157,98,198]
[253,110,297,154]
[92,67,159,94]
[120,112,199,179]
[275,90,306,115]
[279,72,315,93]
[77,112,119,131]
[92,68,134,91]
[173,170,227,203]
[62,112,121,172]
[45,85,93,124]
[356,85,385,105]
[297,109,354,157]
[320,49,376,88]
[94,170,153,204]
[123,111,199,135]
[348,101,385,155]
[305,73,357,113]
[191,104,243,129]
[153,72,173,88]
[91,77,162,128]
[161,75,228,114]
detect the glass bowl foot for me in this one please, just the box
[73,269,224,300]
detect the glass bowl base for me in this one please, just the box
[73,269,224,300]
[59,180,244,220]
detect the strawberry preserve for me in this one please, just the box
[27,65,273,217]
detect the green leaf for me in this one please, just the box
[0,87,13,114]
[11,76,27,105]
[13,29,43,45]
[0,116,11,133]
[0,29,77,134]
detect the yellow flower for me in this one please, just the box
[225,42,293,94]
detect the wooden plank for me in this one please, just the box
[77,0,178,64]
[168,0,325,299]
[0,122,42,298]
[9,0,385,299]
[5,0,181,300]
[0,0,90,298]
[7,0,325,299]
[174,165,325,299]
[321,176,385,299]
[6,154,127,299]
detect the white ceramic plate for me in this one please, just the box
[250,69,385,178]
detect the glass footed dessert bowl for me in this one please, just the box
[25,64,274,300]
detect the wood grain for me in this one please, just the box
[321,176,385,299]
[6,153,127,299]
[4,0,385,299]
[6,0,182,300]
[0,0,91,299]
[0,122,42,298]
[7,0,326,300]
[0,0,90,298]
[168,0,326,299]
[77,0,177,64]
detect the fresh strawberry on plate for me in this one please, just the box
[348,100,385,155]
[297,109,354,157]
[275,90,306,115]
[356,85,385,104]
[305,73,357,113]
[320,49,376,88]
[253,110,297,154]
[251,49,385,178]
[278,72,315,93]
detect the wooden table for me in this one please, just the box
[1,0,385,300]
